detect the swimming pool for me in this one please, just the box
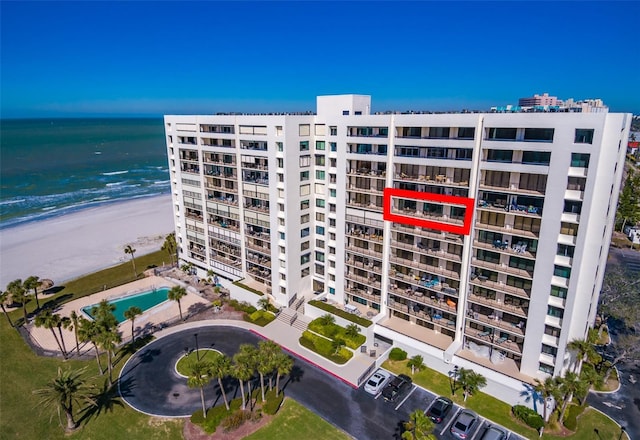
[82,287,171,323]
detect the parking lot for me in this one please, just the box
[357,368,528,440]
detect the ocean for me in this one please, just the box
[0,118,170,229]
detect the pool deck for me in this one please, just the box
[27,276,209,355]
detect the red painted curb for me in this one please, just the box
[249,329,359,389]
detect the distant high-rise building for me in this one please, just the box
[164,94,630,403]
[519,93,558,107]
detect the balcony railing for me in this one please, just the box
[468,278,530,299]
[471,257,534,279]
[465,311,526,337]
[389,255,460,281]
[467,293,528,318]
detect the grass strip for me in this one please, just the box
[307,300,372,327]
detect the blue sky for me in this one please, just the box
[1,1,639,117]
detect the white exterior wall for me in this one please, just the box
[165,95,630,392]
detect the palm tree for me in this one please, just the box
[35,310,66,357]
[402,408,436,440]
[578,364,603,405]
[257,297,270,312]
[332,338,346,356]
[567,338,598,373]
[210,352,232,410]
[24,275,41,310]
[345,323,361,339]
[57,316,70,356]
[456,368,487,401]
[7,279,30,325]
[162,232,177,266]
[168,286,187,321]
[124,245,137,278]
[534,376,561,423]
[557,372,588,422]
[257,340,280,402]
[186,360,213,417]
[275,352,294,396]
[123,306,142,343]
[407,355,425,375]
[33,367,94,432]
[232,348,254,410]
[78,317,104,374]
[91,299,118,331]
[97,328,121,386]
[69,311,80,355]
[0,290,14,327]
[318,313,335,326]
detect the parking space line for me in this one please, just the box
[441,407,461,436]
[375,391,382,400]
[395,385,417,411]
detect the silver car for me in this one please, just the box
[450,410,478,439]
[480,425,507,440]
[364,369,391,395]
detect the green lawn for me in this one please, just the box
[245,398,351,440]
[382,359,628,440]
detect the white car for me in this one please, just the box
[364,369,392,395]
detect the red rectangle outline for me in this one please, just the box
[383,188,474,235]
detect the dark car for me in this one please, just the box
[426,396,453,423]
[381,374,413,402]
[450,409,478,439]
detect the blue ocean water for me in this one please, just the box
[0,118,170,229]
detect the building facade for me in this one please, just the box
[164,95,631,384]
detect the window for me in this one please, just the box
[276,142,283,152]
[301,268,310,277]
[316,239,324,247]
[315,155,325,166]
[278,203,284,212]
[557,244,575,258]
[315,124,326,135]
[429,127,450,138]
[522,151,551,165]
[316,170,325,180]
[524,128,554,142]
[316,212,325,221]
[316,225,325,235]
[329,246,335,255]
[329,287,335,294]
[487,127,517,140]
[538,363,554,375]
[342,110,349,115]
[330,126,337,136]
[330,189,337,197]
[315,251,325,262]
[457,127,475,139]
[541,344,558,356]
[402,127,421,137]
[574,129,594,144]
[301,214,309,223]
[560,222,578,236]
[277,158,283,168]
[329,203,336,213]
[550,286,568,299]
[300,141,309,151]
[300,184,310,196]
[300,171,309,181]
[486,149,513,162]
[301,241,309,251]
[563,200,582,214]
[547,305,564,318]
[330,158,337,167]
[544,325,561,337]
[280,273,286,281]
[329,232,336,240]
[315,264,325,275]
[554,265,571,279]
[279,232,285,240]
[316,141,325,150]
[301,253,310,264]
[281,286,287,295]
[300,200,310,209]
[329,218,336,227]
[316,199,325,208]
[301,228,309,238]
[571,153,590,168]
[299,155,310,167]
[330,142,337,152]
[299,124,310,136]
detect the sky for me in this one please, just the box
[1,1,639,117]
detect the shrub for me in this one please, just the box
[229,299,257,314]
[512,405,544,430]
[191,409,204,424]
[299,330,352,364]
[389,347,408,361]
[221,409,251,432]
[201,398,242,433]
[307,318,366,349]
[263,389,284,415]
[563,404,585,431]
[245,310,275,327]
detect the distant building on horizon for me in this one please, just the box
[164,94,631,406]
[514,93,609,114]
[518,93,559,107]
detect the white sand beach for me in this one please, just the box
[0,195,174,288]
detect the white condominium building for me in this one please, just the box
[164,94,631,385]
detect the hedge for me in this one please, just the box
[233,280,265,296]
[512,405,544,430]
[263,389,285,415]
[229,299,257,314]
[307,319,366,349]
[389,347,407,361]
[245,310,276,327]
[198,398,243,434]
[299,330,353,364]
[308,300,373,327]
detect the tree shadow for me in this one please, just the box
[116,376,137,399]
[520,383,542,413]
[187,302,208,315]
[392,419,406,440]
[119,347,161,378]
[282,365,304,391]
[116,334,154,362]
[78,378,124,426]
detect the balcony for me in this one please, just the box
[394,173,469,187]
[479,182,545,197]
[468,277,530,300]
[467,293,528,318]
[471,257,534,279]
[477,200,542,218]
[345,287,381,304]
[463,326,524,356]
[389,254,460,281]
[465,310,526,337]
[390,291,458,316]
[473,239,536,259]
[378,314,454,351]
[391,240,462,263]
[344,272,381,289]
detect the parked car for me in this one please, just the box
[381,374,412,402]
[364,369,391,395]
[450,409,478,439]
[425,396,453,423]
[480,425,507,440]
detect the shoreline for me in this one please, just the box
[0,194,174,287]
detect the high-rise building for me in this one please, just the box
[164,94,630,392]
[518,93,559,107]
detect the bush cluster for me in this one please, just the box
[308,319,366,349]
[563,404,585,431]
[229,299,257,314]
[190,409,204,424]
[221,409,252,432]
[308,300,373,327]
[512,405,544,430]
[245,310,276,327]
[194,398,242,434]
[389,347,408,361]
[299,330,352,364]
[263,389,284,415]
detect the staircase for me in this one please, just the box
[277,307,310,332]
